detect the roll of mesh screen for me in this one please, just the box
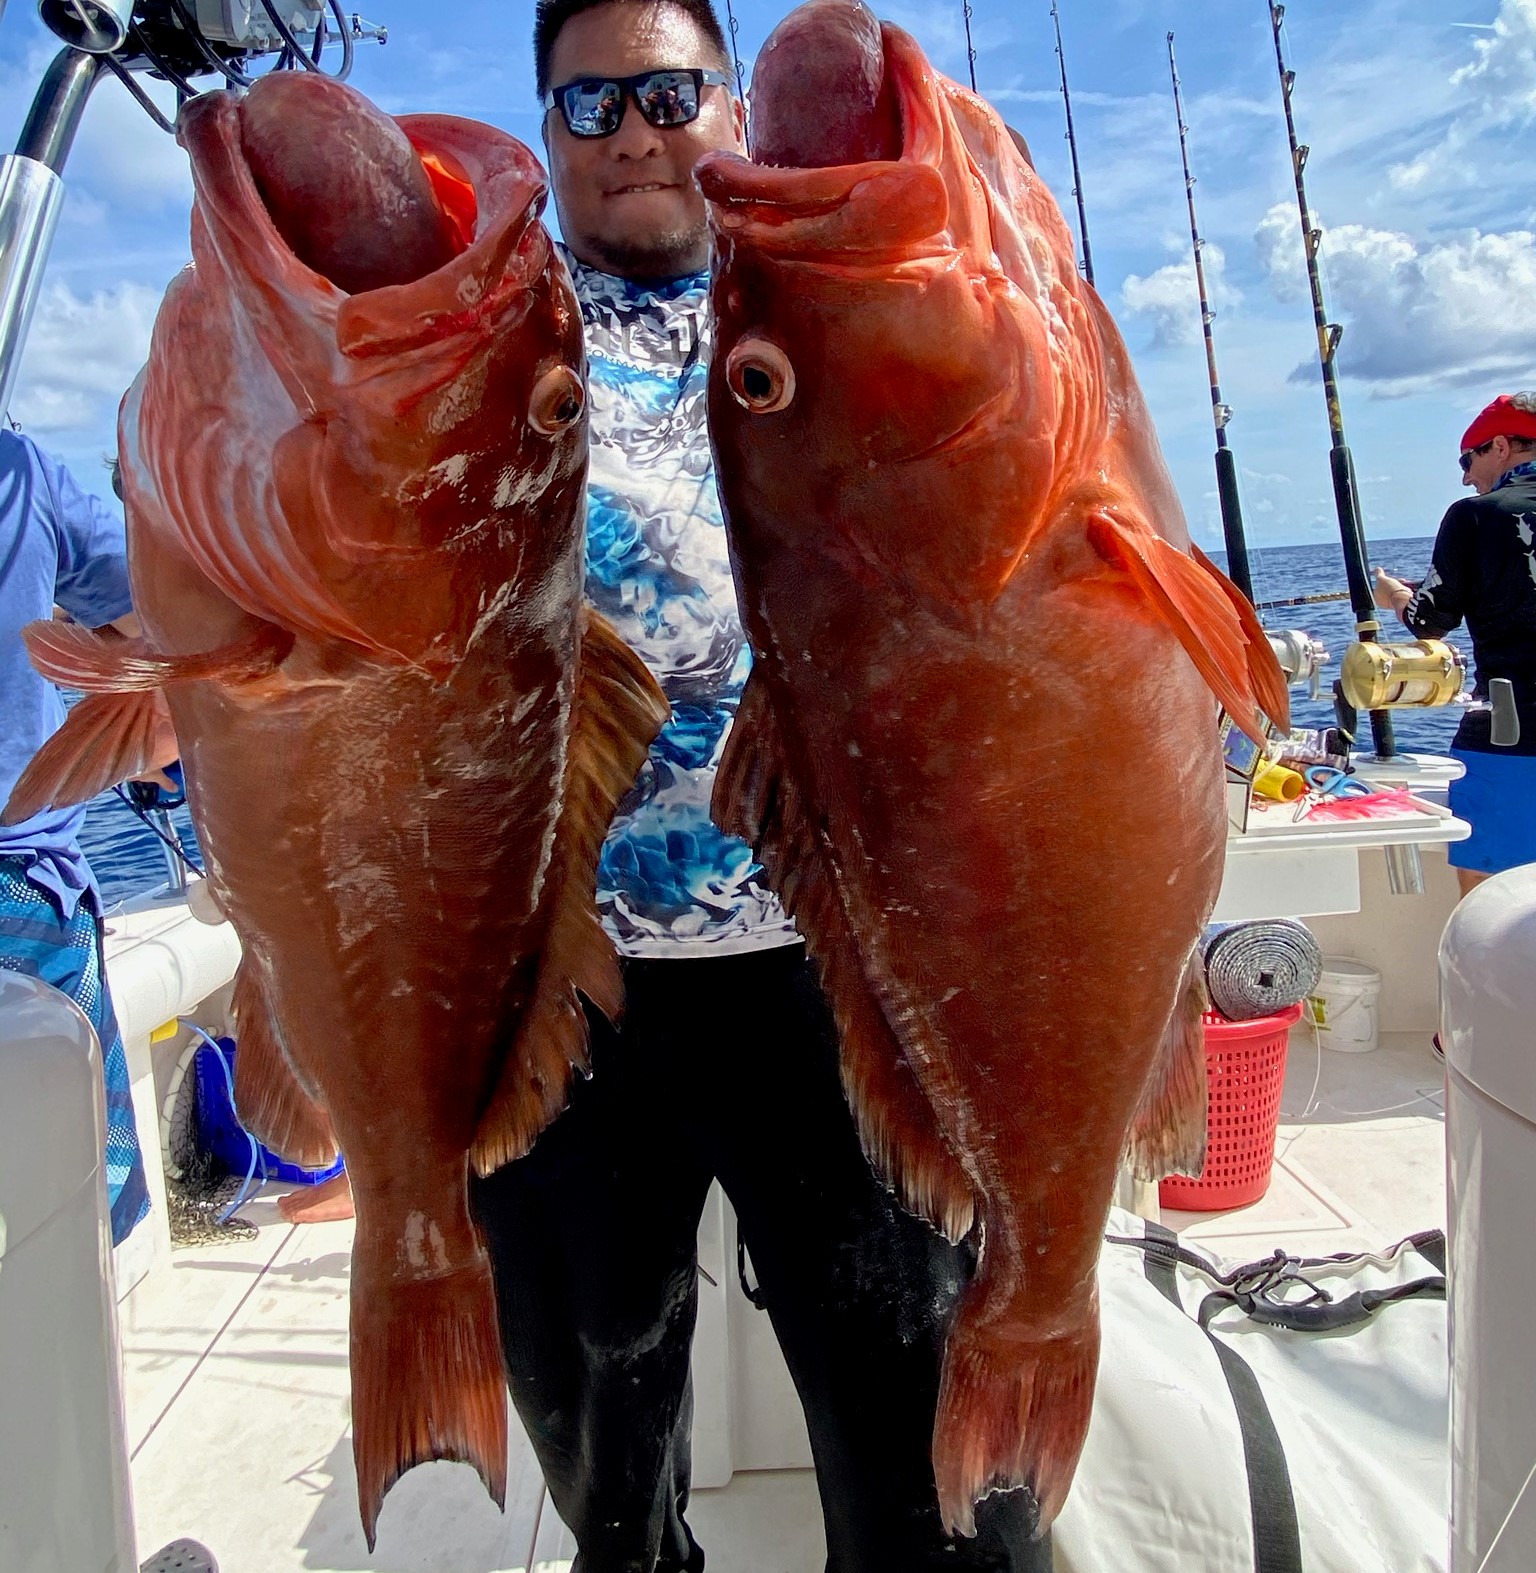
[1202,919,1324,1021]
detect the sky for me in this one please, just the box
[1,0,1533,558]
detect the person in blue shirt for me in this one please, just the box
[0,429,169,1246]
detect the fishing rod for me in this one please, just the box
[1167,31,1253,604]
[961,0,978,93]
[722,0,747,106]
[1268,2,1395,757]
[1049,0,1093,287]
[1254,589,1350,612]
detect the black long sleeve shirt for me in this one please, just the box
[1404,471,1536,753]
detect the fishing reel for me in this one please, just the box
[38,0,386,121]
[1338,638,1464,711]
[1264,628,1329,701]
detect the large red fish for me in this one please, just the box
[697,0,1288,1538]
[6,74,665,1546]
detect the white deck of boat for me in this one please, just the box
[124,1025,1447,1573]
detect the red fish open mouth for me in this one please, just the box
[695,6,954,260]
[178,89,554,369]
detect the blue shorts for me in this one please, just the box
[1448,748,1536,874]
[0,858,149,1245]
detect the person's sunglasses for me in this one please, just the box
[1459,439,1496,474]
[544,68,731,139]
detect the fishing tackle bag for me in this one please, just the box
[1052,1208,1448,1572]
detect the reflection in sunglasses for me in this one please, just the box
[547,68,729,139]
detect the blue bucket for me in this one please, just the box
[193,1036,344,1186]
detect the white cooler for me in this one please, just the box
[0,970,137,1573]
[1442,864,1536,1572]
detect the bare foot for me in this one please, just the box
[278,1170,354,1224]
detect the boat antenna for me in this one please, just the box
[1049,0,1093,286]
[1167,32,1253,604]
[1268,2,1394,756]
[961,0,978,92]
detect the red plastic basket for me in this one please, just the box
[1158,1002,1304,1213]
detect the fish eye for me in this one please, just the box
[529,364,585,435]
[726,338,795,414]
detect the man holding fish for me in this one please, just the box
[5,0,1285,1558]
[469,0,1043,1567]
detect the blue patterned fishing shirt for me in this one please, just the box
[566,249,797,956]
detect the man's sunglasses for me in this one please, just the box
[1459,439,1496,474]
[544,68,731,139]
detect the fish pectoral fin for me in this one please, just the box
[471,608,668,1177]
[3,619,293,824]
[3,689,171,824]
[1190,544,1292,735]
[714,671,977,1244]
[22,617,292,693]
[231,963,337,1170]
[1126,947,1209,1183]
[1087,513,1280,747]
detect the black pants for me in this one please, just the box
[471,946,1048,1573]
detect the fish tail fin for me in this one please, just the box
[1088,515,1284,746]
[1127,947,1209,1182]
[933,1288,1099,1540]
[1190,545,1292,734]
[231,964,337,1170]
[349,1242,508,1551]
[470,608,667,1175]
[4,689,169,824]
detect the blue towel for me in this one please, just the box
[0,857,149,1244]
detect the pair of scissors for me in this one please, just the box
[1302,765,1373,798]
[1294,765,1374,820]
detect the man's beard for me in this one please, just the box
[589,220,710,282]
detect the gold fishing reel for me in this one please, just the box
[1339,639,1464,710]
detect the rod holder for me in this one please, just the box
[39,0,131,54]
[1384,843,1425,897]
[0,156,64,419]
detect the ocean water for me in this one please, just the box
[78,533,1464,907]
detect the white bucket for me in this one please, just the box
[1308,957,1382,1053]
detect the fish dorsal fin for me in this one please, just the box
[1191,544,1292,735]
[471,607,668,1175]
[1088,512,1280,746]
[713,669,976,1243]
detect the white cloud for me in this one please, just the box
[1254,203,1309,303]
[1389,0,1536,191]
[9,280,162,435]
[1253,202,1536,396]
[1451,0,1536,118]
[67,74,191,209]
[1121,242,1240,350]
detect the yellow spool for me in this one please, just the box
[1252,760,1306,803]
[1340,639,1464,710]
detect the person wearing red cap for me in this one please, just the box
[1374,393,1536,896]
